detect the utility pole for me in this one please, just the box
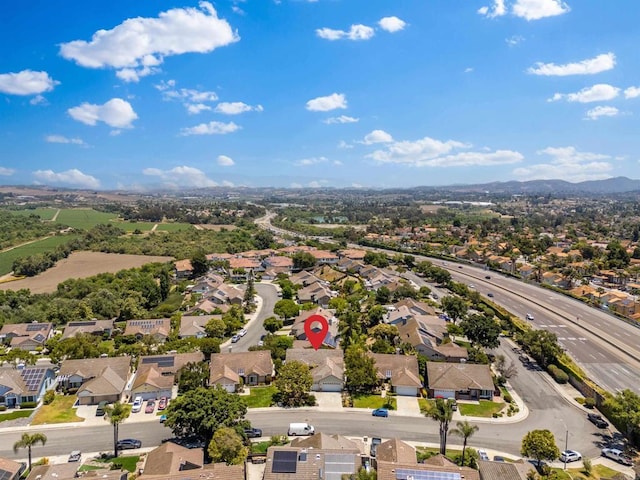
[564,429,568,470]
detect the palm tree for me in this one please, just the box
[428,398,454,455]
[104,401,131,458]
[450,420,479,466]
[13,432,47,472]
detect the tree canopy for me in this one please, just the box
[521,429,560,464]
[274,360,315,407]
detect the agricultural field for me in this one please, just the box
[0,251,173,293]
[9,207,58,220]
[0,234,79,275]
[155,222,194,232]
[52,208,117,229]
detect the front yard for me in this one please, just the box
[243,386,276,408]
[418,398,435,415]
[31,395,83,425]
[0,409,33,423]
[352,394,396,410]
[80,455,140,473]
[458,400,504,418]
[549,464,622,480]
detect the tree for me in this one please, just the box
[602,389,640,441]
[293,252,316,270]
[345,346,380,394]
[521,429,560,466]
[450,421,479,466]
[274,299,300,320]
[208,427,248,465]
[428,398,454,455]
[164,386,247,445]
[460,313,501,349]
[494,354,518,380]
[263,316,283,333]
[243,276,255,312]
[190,249,209,278]
[440,296,468,323]
[178,362,210,393]
[274,360,315,407]
[253,230,274,250]
[521,330,562,368]
[366,305,386,327]
[205,317,226,339]
[375,286,392,304]
[430,268,451,285]
[222,306,245,335]
[197,337,221,357]
[104,401,131,458]
[13,432,47,472]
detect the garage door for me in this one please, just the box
[433,389,455,399]
[395,386,418,397]
[318,381,342,392]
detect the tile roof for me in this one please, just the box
[178,314,220,338]
[61,319,114,340]
[124,318,171,338]
[369,353,422,388]
[209,351,274,384]
[285,348,344,384]
[376,438,417,464]
[377,458,479,480]
[140,442,203,477]
[59,356,130,397]
[426,362,494,391]
[477,460,534,480]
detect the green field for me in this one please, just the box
[10,208,58,220]
[0,234,79,275]
[155,223,194,232]
[53,209,117,229]
[113,221,156,232]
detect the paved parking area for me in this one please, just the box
[395,396,421,417]
[313,392,343,411]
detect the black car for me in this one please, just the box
[587,413,609,428]
[244,427,263,438]
[370,437,382,457]
[116,439,142,450]
[485,275,491,279]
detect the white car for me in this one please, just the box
[477,450,489,461]
[131,396,143,413]
[602,448,633,466]
[526,313,534,321]
[560,450,582,463]
[238,328,247,337]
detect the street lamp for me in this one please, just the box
[563,429,569,471]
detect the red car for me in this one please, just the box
[145,400,156,414]
[158,397,167,410]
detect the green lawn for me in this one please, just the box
[352,394,396,410]
[243,386,277,408]
[53,209,118,230]
[547,464,620,480]
[250,441,271,454]
[458,400,505,418]
[31,395,84,425]
[418,398,435,415]
[0,409,34,423]
[0,234,80,275]
[98,455,140,473]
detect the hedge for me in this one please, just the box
[547,365,568,384]
[20,401,37,409]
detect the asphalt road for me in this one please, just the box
[227,282,279,353]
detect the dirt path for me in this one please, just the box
[0,236,51,254]
[151,224,158,231]
[51,209,61,222]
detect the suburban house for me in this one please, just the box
[187,274,223,295]
[264,435,364,480]
[338,249,367,261]
[394,298,436,316]
[290,270,322,287]
[396,317,468,362]
[426,362,494,400]
[174,259,193,279]
[0,457,25,480]
[61,319,114,340]
[227,257,263,281]
[308,250,339,265]
[138,442,202,479]
[58,356,131,405]
[297,281,333,307]
[263,255,294,272]
[336,257,364,273]
[369,353,422,397]
[285,349,344,392]
[178,314,220,339]
[0,364,55,408]
[377,454,479,480]
[291,308,339,349]
[376,438,417,465]
[0,322,53,351]
[209,351,274,393]
[210,284,244,305]
[478,460,535,480]
[124,318,171,342]
[131,352,204,401]
[27,464,127,480]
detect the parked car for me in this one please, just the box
[487,292,494,298]
[145,400,156,414]
[158,397,168,410]
[231,335,240,343]
[257,340,264,347]
[238,328,247,337]
[244,427,263,438]
[450,400,458,411]
[372,408,389,418]
[159,414,167,423]
[117,439,142,450]
[560,450,582,463]
[587,413,609,428]
[478,450,489,461]
[602,448,633,466]
[68,451,81,463]
[485,275,491,279]
[469,284,475,289]
[131,396,143,413]
[526,313,534,321]
[370,437,382,457]
[493,456,506,462]
[95,400,108,416]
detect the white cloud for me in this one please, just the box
[464,67,474,73]
[514,146,612,181]
[624,86,640,99]
[324,115,359,124]
[478,0,506,18]
[231,6,245,15]
[45,135,85,145]
[30,95,47,105]
[378,17,406,33]
[512,0,570,20]
[528,53,615,76]
[506,35,524,46]
[363,130,394,145]
[33,169,100,189]
[368,134,522,167]
[295,156,328,167]
[59,2,239,81]
[142,165,218,187]
[222,180,235,187]
[306,93,347,112]
[186,103,212,114]
[338,140,353,149]
[217,155,235,166]
[549,84,620,103]
[156,80,219,113]
[0,167,15,176]
[0,69,59,95]
[68,98,138,128]
[308,181,322,188]
[316,24,375,41]
[585,106,619,120]
[180,121,241,136]
[214,101,263,115]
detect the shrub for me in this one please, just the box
[43,390,55,405]
[20,401,38,409]
[503,393,513,403]
[547,365,568,384]
[583,457,592,476]
[575,397,585,405]
[0,405,6,411]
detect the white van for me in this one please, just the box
[288,422,315,436]
[131,396,143,413]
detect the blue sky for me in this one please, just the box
[1,0,639,190]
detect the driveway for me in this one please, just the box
[395,396,421,417]
[314,392,343,412]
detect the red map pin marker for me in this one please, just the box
[304,314,329,350]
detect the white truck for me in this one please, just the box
[288,422,315,436]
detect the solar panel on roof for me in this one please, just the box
[21,368,46,391]
[141,356,175,368]
[26,324,45,331]
[395,469,461,480]
[272,450,297,473]
[68,321,96,327]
